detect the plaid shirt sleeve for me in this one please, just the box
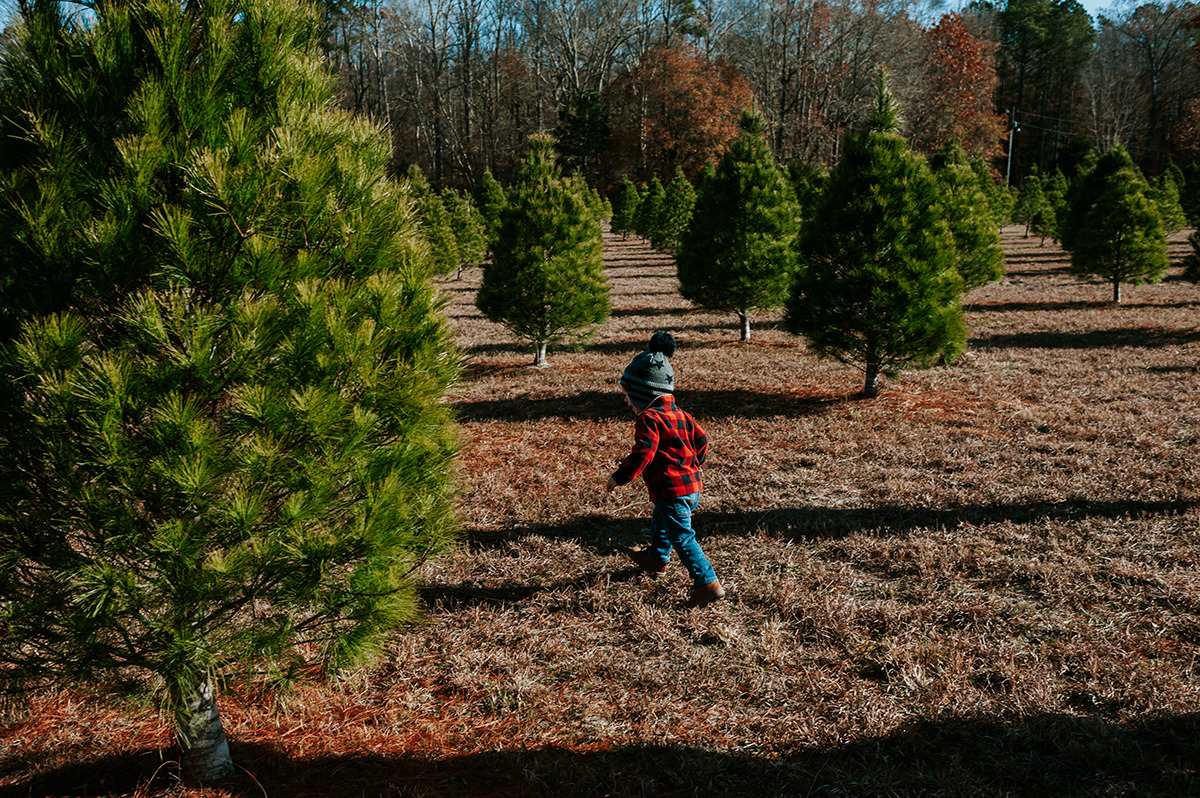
[611,397,706,501]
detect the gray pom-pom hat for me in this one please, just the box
[620,332,676,409]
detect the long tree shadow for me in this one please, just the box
[16,711,1199,796]
[971,326,1200,350]
[456,498,1197,555]
[454,388,845,422]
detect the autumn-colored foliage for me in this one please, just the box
[604,44,755,184]
[911,12,1005,159]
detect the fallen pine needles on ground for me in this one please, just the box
[3,228,1199,797]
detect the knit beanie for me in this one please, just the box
[621,332,676,409]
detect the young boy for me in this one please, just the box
[605,332,724,607]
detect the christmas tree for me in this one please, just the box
[476,134,609,366]
[676,110,800,342]
[0,0,459,781]
[786,71,965,397]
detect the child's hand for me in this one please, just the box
[605,476,618,493]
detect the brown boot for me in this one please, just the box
[628,546,667,576]
[687,580,725,607]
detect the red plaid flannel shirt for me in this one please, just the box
[611,395,707,502]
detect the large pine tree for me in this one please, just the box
[1060,145,1167,304]
[676,110,800,342]
[0,0,459,781]
[476,133,609,367]
[786,72,965,398]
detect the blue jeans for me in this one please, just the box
[646,492,717,585]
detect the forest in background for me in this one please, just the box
[320,0,1200,191]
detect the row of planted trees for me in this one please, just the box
[476,73,1187,395]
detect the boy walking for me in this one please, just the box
[606,333,724,607]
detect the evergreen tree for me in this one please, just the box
[1060,145,1167,304]
[1013,172,1049,239]
[786,71,965,398]
[971,156,1012,226]
[0,0,459,782]
[1041,169,1068,243]
[635,176,665,243]
[443,188,487,276]
[474,170,507,250]
[677,111,800,342]
[656,169,696,254]
[404,166,459,276]
[610,176,640,239]
[1148,169,1187,235]
[787,159,830,218]
[930,141,1005,290]
[476,133,609,366]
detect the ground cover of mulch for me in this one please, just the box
[4,227,1199,797]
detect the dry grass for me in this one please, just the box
[4,227,1200,797]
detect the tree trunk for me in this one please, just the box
[863,360,882,398]
[534,341,549,367]
[174,675,234,782]
[738,310,751,342]
[1113,279,1122,304]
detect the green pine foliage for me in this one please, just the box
[676,111,800,342]
[635,177,665,243]
[1042,169,1069,243]
[1013,173,1050,239]
[443,188,487,274]
[1060,144,1167,304]
[787,159,830,218]
[786,72,965,398]
[476,133,609,367]
[404,165,459,276]
[0,0,459,781]
[970,156,1011,226]
[474,170,508,250]
[610,176,640,239]
[930,141,1005,290]
[1148,169,1188,235]
[655,169,696,254]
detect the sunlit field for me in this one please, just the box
[4,227,1198,797]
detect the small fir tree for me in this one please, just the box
[786,71,965,398]
[1148,169,1188,235]
[476,133,609,366]
[474,170,508,250]
[1041,169,1069,243]
[1061,144,1168,304]
[656,169,696,254]
[404,165,459,275]
[443,188,487,276]
[1013,173,1050,239]
[635,177,666,243]
[0,0,459,782]
[676,110,800,342]
[930,140,1005,290]
[971,156,1011,226]
[610,176,640,239]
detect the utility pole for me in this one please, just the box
[1005,110,1019,186]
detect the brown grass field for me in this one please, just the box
[3,227,1200,797]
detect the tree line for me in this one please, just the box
[322,0,1200,190]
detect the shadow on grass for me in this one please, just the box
[971,326,1200,350]
[454,499,1196,555]
[16,712,1198,796]
[455,388,845,422]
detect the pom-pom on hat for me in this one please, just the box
[621,331,676,409]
